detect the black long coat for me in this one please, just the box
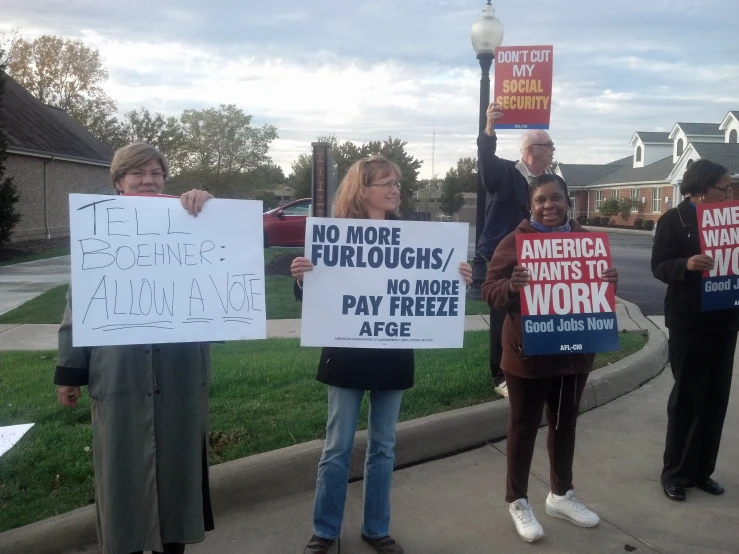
[651,198,739,330]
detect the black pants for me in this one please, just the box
[489,306,507,386]
[662,328,736,487]
[504,373,588,502]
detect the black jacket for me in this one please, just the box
[651,198,739,331]
[476,133,531,259]
[294,281,414,391]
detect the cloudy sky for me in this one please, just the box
[3,0,738,179]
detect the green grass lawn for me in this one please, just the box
[0,247,71,267]
[0,332,646,531]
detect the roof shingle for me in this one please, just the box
[675,122,722,136]
[589,156,675,186]
[0,70,112,164]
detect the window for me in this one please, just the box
[612,189,619,200]
[595,190,602,210]
[730,129,738,144]
[636,146,642,162]
[677,138,684,156]
[631,188,639,211]
[686,159,695,169]
[282,202,311,216]
[652,188,660,213]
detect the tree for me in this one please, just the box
[4,34,120,148]
[329,137,422,212]
[287,154,312,200]
[121,108,185,170]
[452,157,478,193]
[439,173,465,217]
[618,197,635,224]
[179,104,278,196]
[599,198,620,222]
[255,190,278,211]
[0,55,22,245]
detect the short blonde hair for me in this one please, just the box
[333,155,401,219]
[110,143,169,187]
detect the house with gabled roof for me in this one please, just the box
[0,70,113,241]
[556,110,739,226]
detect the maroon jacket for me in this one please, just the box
[481,219,596,379]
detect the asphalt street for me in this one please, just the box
[606,233,666,315]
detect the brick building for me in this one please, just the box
[557,111,739,226]
[0,71,113,241]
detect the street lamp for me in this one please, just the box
[468,0,504,300]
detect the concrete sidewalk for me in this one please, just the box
[54,322,735,554]
[0,255,71,315]
[0,304,642,350]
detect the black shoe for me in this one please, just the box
[663,484,686,501]
[697,478,725,495]
[304,535,334,554]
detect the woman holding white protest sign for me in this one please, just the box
[55,143,215,554]
[291,155,472,554]
[482,174,618,543]
[652,159,736,502]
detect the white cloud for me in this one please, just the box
[2,0,739,178]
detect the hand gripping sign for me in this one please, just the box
[516,232,619,355]
[698,200,739,311]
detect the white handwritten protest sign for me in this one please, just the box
[69,194,266,346]
[0,423,34,459]
[301,218,468,349]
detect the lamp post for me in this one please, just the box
[468,0,504,300]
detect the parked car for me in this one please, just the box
[263,198,311,247]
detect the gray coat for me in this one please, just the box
[55,289,214,554]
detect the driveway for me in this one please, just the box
[0,256,71,314]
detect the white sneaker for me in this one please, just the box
[545,490,600,528]
[495,381,509,398]
[509,498,545,542]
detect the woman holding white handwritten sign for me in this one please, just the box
[291,156,472,554]
[55,143,214,554]
[482,174,618,544]
[652,159,736,502]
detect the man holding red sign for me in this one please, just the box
[477,102,556,397]
[483,175,618,544]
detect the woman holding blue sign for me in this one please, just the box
[482,174,618,543]
[55,143,215,554]
[291,155,472,554]
[652,159,736,502]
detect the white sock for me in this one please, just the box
[551,492,566,501]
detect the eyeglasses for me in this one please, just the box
[712,185,730,197]
[127,170,166,180]
[531,142,555,150]
[368,181,401,191]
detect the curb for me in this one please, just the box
[0,299,668,554]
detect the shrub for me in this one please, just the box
[634,219,643,229]
[642,220,655,231]
[577,215,588,225]
[589,216,600,225]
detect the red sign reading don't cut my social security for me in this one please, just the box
[493,45,553,130]
[515,232,619,356]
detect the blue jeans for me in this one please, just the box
[312,386,404,540]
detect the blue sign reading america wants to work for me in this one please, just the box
[516,232,619,356]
